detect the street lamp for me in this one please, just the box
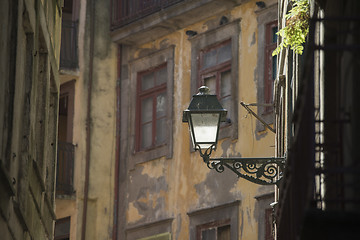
[183,86,285,185]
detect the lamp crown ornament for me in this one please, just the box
[197,86,210,95]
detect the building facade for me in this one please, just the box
[275,0,360,239]
[54,0,283,239]
[0,0,62,239]
[54,0,117,239]
[112,0,279,239]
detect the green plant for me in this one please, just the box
[273,0,310,56]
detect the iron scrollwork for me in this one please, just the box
[198,146,285,185]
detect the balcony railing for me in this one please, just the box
[60,20,78,69]
[56,142,75,195]
[111,0,184,29]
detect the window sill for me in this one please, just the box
[131,144,170,168]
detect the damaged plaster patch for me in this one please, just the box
[141,158,167,178]
[127,202,144,224]
[127,165,169,225]
[194,166,240,208]
[250,32,256,46]
[220,139,241,158]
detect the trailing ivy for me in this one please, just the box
[273,0,310,56]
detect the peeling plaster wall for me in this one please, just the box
[116,0,278,239]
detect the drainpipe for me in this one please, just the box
[112,44,122,240]
[81,0,95,239]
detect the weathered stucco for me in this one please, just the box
[56,0,117,239]
[117,0,278,239]
[56,0,278,239]
[1,0,62,239]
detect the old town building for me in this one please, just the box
[0,0,62,239]
[275,0,360,239]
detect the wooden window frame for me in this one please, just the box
[198,40,231,95]
[188,200,240,240]
[264,21,278,113]
[190,21,239,141]
[198,39,232,127]
[135,63,167,151]
[196,219,231,240]
[59,80,75,143]
[265,208,274,240]
[127,46,174,166]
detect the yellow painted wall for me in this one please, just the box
[56,0,278,239]
[122,0,278,239]
[56,0,117,239]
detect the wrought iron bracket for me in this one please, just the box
[240,102,275,133]
[198,148,285,185]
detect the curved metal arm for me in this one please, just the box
[199,147,285,185]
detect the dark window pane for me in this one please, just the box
[272,26,278,43]
[59,94,68,116]
[218,43,231,64]
[201,228,216,240]
[265,208,274,240]
[203,49,217,69]
[141,122,152,149]
[218,225,230,240]
[156,66,167,85]
[141,72,155,91]
[156,117,166,145]
[156,93,166,118]
[141,97,153,123]
[221,96,232,121]
[55,217,70,240]
[204,75,216,95]
[272,55,277,80]
[220,70,231,98]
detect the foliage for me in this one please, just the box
[273,0,310,56]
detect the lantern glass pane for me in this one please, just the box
[191,113,220,149]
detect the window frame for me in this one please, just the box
[54,216,71,240]
[198,39,232,94]
[188,200,240,240]
[255,192,275,240]
[196,219,231,240]
[136,63,168,151]
[190,20,240,141]
[255,4,278,132]
[128,46,174,167]
[58,80,75,143]
[264,21,278,113]
[265,208,274,240]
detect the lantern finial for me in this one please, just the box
[197,86,210,95]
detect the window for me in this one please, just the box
[136,64,168,151]
[55,217,70,240]
[264,21,278,112]
[255,4,277,131]
[199,40,232,125]
[138,232,171,240]
[265,208,274,240]
[57,81,75,195]
[190,20,240,140]
[125,218,173,240]
[255,192,275,240]
[128,46,174,165]
[197,220,230,240]
[188,201,240,240]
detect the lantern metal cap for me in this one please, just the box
[182,86,227,122]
